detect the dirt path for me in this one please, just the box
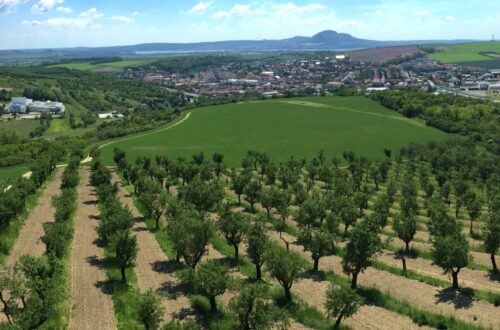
[269,230,500,329]
[98,112,191,153]
[5,167,63,266]
[68,168,117,330]
[111,172,198,324]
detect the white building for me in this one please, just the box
[31,101,65,113]
[6,97,33,114]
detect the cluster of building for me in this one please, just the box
[4,97,65,114]
[124,55,434,97]
[123,55,500,101]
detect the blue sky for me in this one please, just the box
[0,0,499,49]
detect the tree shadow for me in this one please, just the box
[86,255,106,270]
[302,271,325,282]
[83,199,97,205]
[94,279,112,295]
[488,271,500,282]
[171,307,200,322]
[435,287,473,309]
[133,216,145,223]
[133,226,150,233]
[158,280,188,299]
[152,259,183,275]
[88,214,100,221]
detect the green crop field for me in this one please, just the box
[0,119,40,137]
[47,118,71,133]
[0,165,29,187]
[98,97,448,167]
[430,42,500,67]
[50,58,154,72]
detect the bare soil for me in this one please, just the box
[6,167,63,266]
[266,231,434,330]
[376,250,500,293]
[112,172,198,324]
[68,168,117,330]
[268,231,500,329]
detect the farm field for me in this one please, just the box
[0,119,40,137]
[0,165,29,187]
[430,42,500,68]
[99,97,447,167]
[84,139,499,330]
[50,58,155,72]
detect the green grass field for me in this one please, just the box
[99,96,448,167]
[50,59,154,72]
[47,118,71,133]
[0,165,29,187]
[0,119,40,137]
[430,42,500,65]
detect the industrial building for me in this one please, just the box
[5,97,65,114]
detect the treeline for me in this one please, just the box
[90,160,137,283]
[0,134,83,169]
[29,113,52,138]
[0,151,81,328]
[370,91,500,154]
[0,66,186,114]
[146,55,250,74]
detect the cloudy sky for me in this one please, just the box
[0,0,499,50]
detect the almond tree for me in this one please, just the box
[246,219,270,280]
[193,260,229,312]
[218,206,248,261]
[342,222,382,289]
[267,248,302,303]
[325,285,362,329]
[431,233,471,289]
[483,211,500,273]
[298,227,335,272]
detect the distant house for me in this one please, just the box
[98,112,124,119]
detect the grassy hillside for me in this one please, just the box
[430,42,500,68]
[99,96,448,167]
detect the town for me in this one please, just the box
[123,52,500,101]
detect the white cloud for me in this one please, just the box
[111,15,134,23]
[79,7,104,19]
[444,15,456,21]
[0,0,25,15]
[273,3,326,15]
[212,4,251,19]
[31,0,63,14]
[415,10,431,18]
[188,2,211,14]
[22,17,93,29]
[132,11,139,17]
[56,6,71,13]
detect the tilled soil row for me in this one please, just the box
[380,233,494,269]
[68,168,117,330]
[226,193,430,330]
[6,167,63,265]
[112,173,198,324]
[270,230,500,329]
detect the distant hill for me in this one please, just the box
[0,30,476,64]
[100,30,473,53]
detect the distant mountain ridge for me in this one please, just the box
[103,30,473,54]
[0,30,476,63]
